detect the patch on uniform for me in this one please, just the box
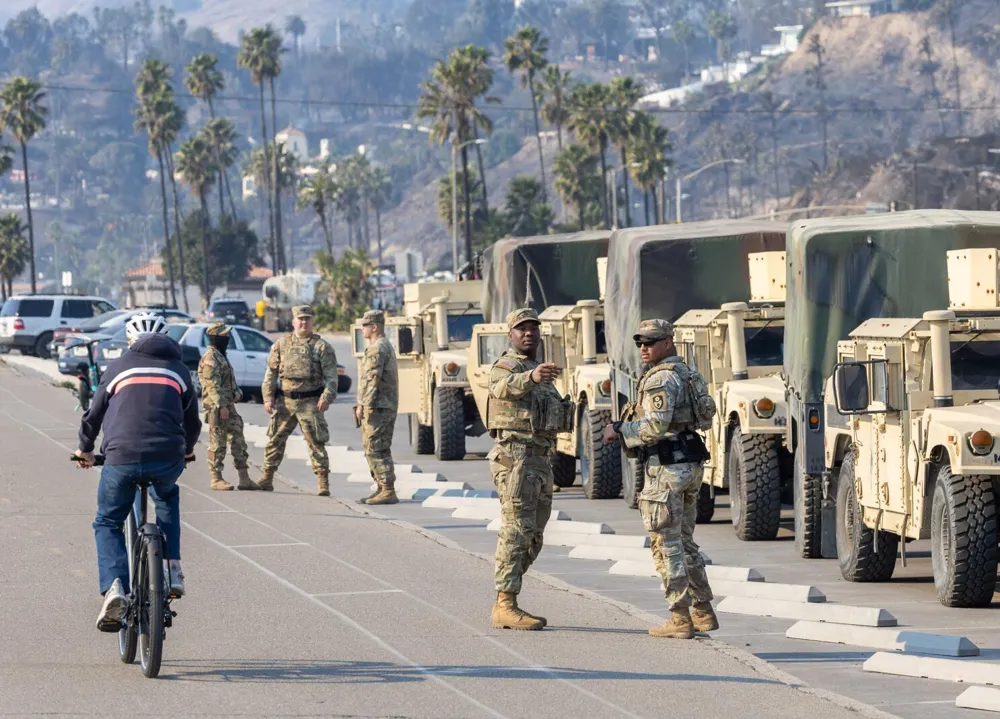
[494,358,520,372]
[652,395,664,409]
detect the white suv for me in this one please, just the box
[0,295,117,358]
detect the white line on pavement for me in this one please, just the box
[310,589,406,597]
[228,542,309,548]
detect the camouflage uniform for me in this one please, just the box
[616,319,717,638]
[356,309,399,504]
[198,323,257,491]
[487,308,573,630]
[260,305,339,492]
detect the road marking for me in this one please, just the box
[310,589,406,597]
[228,542,308,548]
[181,520,509,719]
[185,509,238,514]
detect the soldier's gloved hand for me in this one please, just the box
[264,401,273,415]
[531,362,560,384]
[602,424,619,445]
[317,397,330,412]
[219,406,230,422]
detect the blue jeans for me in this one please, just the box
[93,460,185,594]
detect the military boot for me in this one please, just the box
[649,608,695,639]
[691,602,719,633]
[236,468,259,491]
[257,469,275,492]
[358,484,381,504]
[491,592,544,631]
[317,472,330,497]
[515,597,547,628]
[366,488,398,505]
[209,470,234,491]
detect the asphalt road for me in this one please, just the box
[0,350,881,718]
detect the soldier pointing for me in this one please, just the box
[259,305,339,496]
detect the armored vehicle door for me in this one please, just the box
[385,317,424,415]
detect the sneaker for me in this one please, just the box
[96,578,128,632]
[168,560,185,598]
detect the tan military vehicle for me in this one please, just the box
[351,280,485,461]
[673,252,791,540]
[468,296,622,496]
[827,248,1000,608]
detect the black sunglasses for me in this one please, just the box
[635,338,662,348]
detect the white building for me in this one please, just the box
[825,0,900,18]
[761,25,803,57]
[275,126,309,161]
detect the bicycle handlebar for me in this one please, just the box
[69,454,195,466]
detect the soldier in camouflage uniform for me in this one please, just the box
[487,308,573,631]
[198,322,259,491]
[260,305,339,496]
[604,319,718,639]
[355,309,399,505]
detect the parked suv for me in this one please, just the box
[0,295,117,358]
[206,298,252,326]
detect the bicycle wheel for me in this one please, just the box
[137,534,165,678]
[118,510,138,664]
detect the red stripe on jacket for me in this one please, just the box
[111,375,182,395]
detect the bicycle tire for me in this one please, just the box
[118,510,138,664]
[138,532,165,678]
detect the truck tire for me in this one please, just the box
[433,386,466,461]
[696,483,715,524]
[729,428,782,541]
[621,451,643,509]
[552,452,576,488]
[931,465,998,608]
[580,408,622,499]
[409,414,434,455]
[794,461,823,559]
[836,449,898,582]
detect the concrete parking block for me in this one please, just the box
[422,495,501,509]
[785,621,980,657]
[347,470,430,483]
[391,481,473,499]
[483,518,614,534]
[717,597,897,627]
[863,652,999,685]
[432,489,499,499]
[956,687,1000,712]
[569,546,653,563]
[546,534,651,549]
[710,579,825,603]
[606,559,741,581]
[451,505,571,521]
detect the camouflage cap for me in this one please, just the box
[633,318,673,341]
[507,307,541,331]
[205,321,232,337]
[361,309,385,325]
[292,305,314,319]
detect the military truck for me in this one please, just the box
[471,231,618,494]
[784,210,1000,561]
[828,248,1000,608]
[604,221,787,508]
[351,279,484,461]
[672,251,791,540]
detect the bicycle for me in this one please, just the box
[70,337,125,412]
[71,453,192,678]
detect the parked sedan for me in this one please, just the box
[178,323,352,398]
[49,307,193,356]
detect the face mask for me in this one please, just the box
[209,335,230,353]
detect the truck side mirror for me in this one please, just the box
[833,361,872,414]
[352,327,364,357]
[397,327,414,355]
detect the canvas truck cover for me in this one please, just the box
[784,209,1000,406]
[605,220,787,376]
[481,231,611,322]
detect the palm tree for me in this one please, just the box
[627,113,671,224]
[185,53,230,217]
[504,26,549,203]
[175,136,218,303]
[334,160,363,250]
[0,212,29,300]
[238,26,279,271]
[416,45,496,266]
[0,136,13,179]
[610,77,643,228]
[554,144,599,230]
[672,19,694,84]
[567,82,613,228]
[707,11,738,83]
[200,118,239,220]
[297,162,337,254]
[285,15,306,59]
[261,28,287,273]
[0,77,47,294]
[365,166,392,267]
[538,65,572,151]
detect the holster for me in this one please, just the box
[653,430,710,465]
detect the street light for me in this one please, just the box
[675,158,746,223]
[452,138,488,275]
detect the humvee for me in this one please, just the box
[351,280,485,461]
[673,251,791,540]
[827,248,1000,608]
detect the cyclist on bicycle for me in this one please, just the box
[74,312,202,631]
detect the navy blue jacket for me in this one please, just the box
[78,334,202,466]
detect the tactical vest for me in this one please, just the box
[635,359,696,426]
[487,356,574,436]
[280,335,320,382]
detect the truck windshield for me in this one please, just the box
[448,313,484,343]
[951,340,1000,391]
[744,325,784,367]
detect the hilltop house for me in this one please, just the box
[825,0,901,17]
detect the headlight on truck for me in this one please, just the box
[444,362,460,377]
[968,429,994,456]
[753,397,776,419]
[598,379,611,396]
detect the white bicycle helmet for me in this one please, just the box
[125,311,169,343]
